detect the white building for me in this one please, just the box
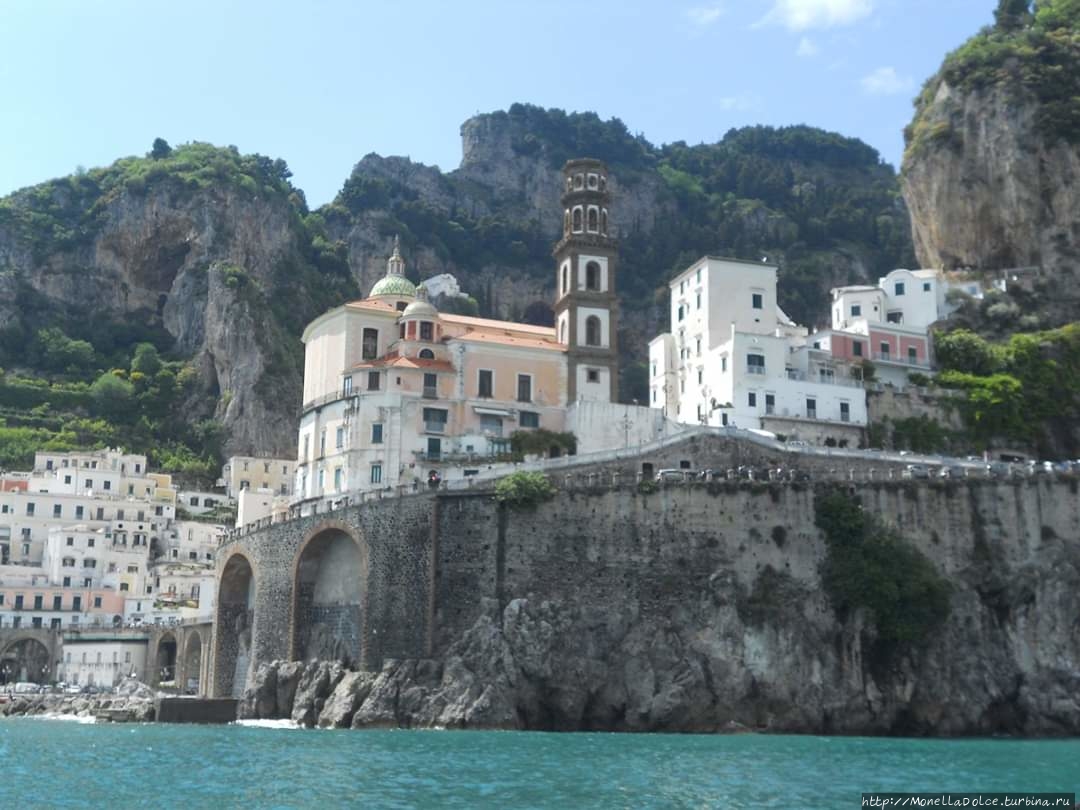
[649,256,867,445]
[57,633,148,687]
[222,457,295,499]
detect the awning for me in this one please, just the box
[473,406,513,417]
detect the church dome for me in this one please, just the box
[370,274,417,298]
[402,284,438,319]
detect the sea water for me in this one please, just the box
[0,718,1076,808]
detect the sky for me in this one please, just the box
[1,0,995,207]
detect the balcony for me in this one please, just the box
[872,352,930,368]
[423,421,445,434]
[746,366,766,376]
[422,387,438,399]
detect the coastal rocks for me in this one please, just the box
[291,661,346,727]
[1,693,156,721]
[317,671,375,729]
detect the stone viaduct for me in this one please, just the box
[209,432,1080,699]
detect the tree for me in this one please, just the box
[995,0,1032,30]
[934,329,1002,376]
[90,372,135,420]
[130,342,163,376]
[151,138,172,160]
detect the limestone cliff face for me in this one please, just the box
[0,181,304,456]
[902,82,1080,319]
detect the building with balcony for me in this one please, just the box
[649,256,868,445]
[294,160,626,502]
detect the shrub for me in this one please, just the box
[494,471,557,507]
[815,490,951,646]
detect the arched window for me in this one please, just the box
[599,175,607,192]
[585,316,602,347]
[585,262,601,291]
[600,209,608,235]
[419,321,434,341]
[562,265,569,294]
[587,207,598,232]
[563,210,570,235]
[574,173,584,190]
[418,348,435,360]
[572,207,582,232]
[399,323,406,339]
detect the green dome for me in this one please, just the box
[369,275,417,297]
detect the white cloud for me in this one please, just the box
[759,0,873,31]
[686,4,725,26]
[860,66,913,96]
[715,94,763,112]
[796,36,819,56]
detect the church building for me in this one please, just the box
[293,159,625,500]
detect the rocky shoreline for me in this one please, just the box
[0,680,158,723]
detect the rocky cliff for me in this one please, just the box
[241,479,1080,736]
[901,4,1080,322]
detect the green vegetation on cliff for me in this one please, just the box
[907,0,1080,155]
[935,324,1080,455]
[815,490,951,647]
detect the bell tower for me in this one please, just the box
[553,158,618,402]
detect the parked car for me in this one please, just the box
[1026,460,1054,476]
[655,469,688,483]
[939,466,965,479]
[12,682,41,694]
[903,464,931,480]
[988,461,1015,479]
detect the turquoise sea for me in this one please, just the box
[0,719,1076,809]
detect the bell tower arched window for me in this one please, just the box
[600,209,608,235]
[585,316,602,347]
[562,265,569,295]
[585,262,601,291]
[563,210,570,235]
[572,207,582,232]
[587,207,598,232]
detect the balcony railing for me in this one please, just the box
[871,352,930,368]
[746,366,766,376]
[424,421,445,434]
[422,387,438,399]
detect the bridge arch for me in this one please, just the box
[289,521,368,667]
[153,631,178,688]
[214,550,256,698]
[0,636,52,684]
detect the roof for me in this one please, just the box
[349,356,456,372]
[451,330,566,352]
[832,285,880,295]
[369,275,417,297]
[440,313,556,337]
[669,255,778,287]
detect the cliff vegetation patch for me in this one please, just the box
[814,490,951,645]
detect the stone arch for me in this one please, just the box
[155,631,178,688]
[183,630,203,695]
[0,637,51,684]
[289,522,368,668]
[214,551,256,698]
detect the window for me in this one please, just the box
[317,469,324,491]
[418,348,435,360]
[62,577,70,587]
[587,208,598,232]
[696,291,702,310]
[319,430,326,456]
[84,558,96,569]
[894,282,905,296]
[103,480,111,491]
[721,413,728,426]
[303,436,310,460]
[572,208,582,231]
[478,369,493,398]
[697,369,703,384]
[695,337,701,356]
[677,305,684,322]
[53,595,62,610]
[33,595,43,610]
[752,293,763,310]
[117,509,125,521]
[840,402,850,422]
[26,502,34,516]
[72,596,81,611]
[342,376,353,396]
[87,537,94,548]
[335,426,345,449]
[74,505,83,519]
[806,398,817,419]
[586,369,600,383]
[585,316,602,346]
[14,595,23,610]
[423,408,448,433]
[765,393,775,415]
[923,282,931,292]
[334,468,343,491]
[371,423,383,444]
[64,475,71,484]
[851,304,861,317]
[880,342,891,359]
[370,465,383,484]
[585,261,601,291]
[852,341,863,357]
[85,480,92,489]
[427,438,442,460]
[63,557,75,568]
[746,354,765,375]
[423,373,437,398]
[362,328,378,360]
[419,321,434,341]
[721,357,727,372]
[66,536,74,547]
[367,371,381,391]
[908,347,918,364]
[886,311,903,324]
[748,392,757,407]
[519,411,539,428]
[517,374,532,403]
[562,265,569,294]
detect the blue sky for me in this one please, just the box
[1,0,993,206]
